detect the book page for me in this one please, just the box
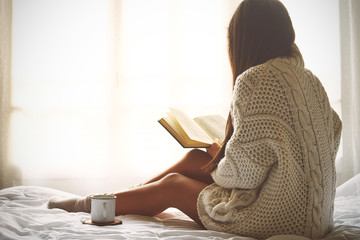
[162,116,188,143]
[194,115,226,142]
[168,108,213,144]
[158,116,210,148]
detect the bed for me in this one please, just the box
[0,175,360,240]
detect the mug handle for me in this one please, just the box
[102,202,107,219]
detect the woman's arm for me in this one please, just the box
[210,68,282,189]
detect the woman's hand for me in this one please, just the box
[206,139,221,158]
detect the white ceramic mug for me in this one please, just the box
[90,194,117,223]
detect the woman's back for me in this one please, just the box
[197,45,342,239]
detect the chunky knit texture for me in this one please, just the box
[197,45,342,240]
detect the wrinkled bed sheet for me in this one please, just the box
[0,175,360,240]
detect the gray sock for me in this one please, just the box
[48,196,91,213]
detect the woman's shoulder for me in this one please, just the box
[239,61,273,79]
[232,62,281,108]
[236,53,308,90]
[234,61,279,92]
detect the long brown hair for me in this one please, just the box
[204,0,295,172]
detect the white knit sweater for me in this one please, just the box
[197,45,342,240]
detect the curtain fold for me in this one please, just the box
[338,0,360,185]
[0,0,20,189]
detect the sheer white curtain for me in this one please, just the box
[338,0,360,185]
[9,0,235,195]
[0,0,20,189]
[11,0,116,195]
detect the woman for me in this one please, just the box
[49,0,342,239]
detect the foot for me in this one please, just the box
[48,196,91,213]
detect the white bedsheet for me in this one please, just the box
[0,175,360,240]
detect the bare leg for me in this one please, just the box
[115,173,208,226]
[49,149,213,226]
[49,173,208,226]
[145,149,214,185]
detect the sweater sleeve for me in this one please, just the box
[211,69,282,189]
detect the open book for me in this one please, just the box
[158,107,226,148]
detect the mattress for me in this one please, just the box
[0,175,360,240]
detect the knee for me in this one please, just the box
[161,173,184,183]
[183,149,210,164]
[186,148,206,158]
[160,173,185,185]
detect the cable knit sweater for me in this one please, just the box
[197,45,342,240]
